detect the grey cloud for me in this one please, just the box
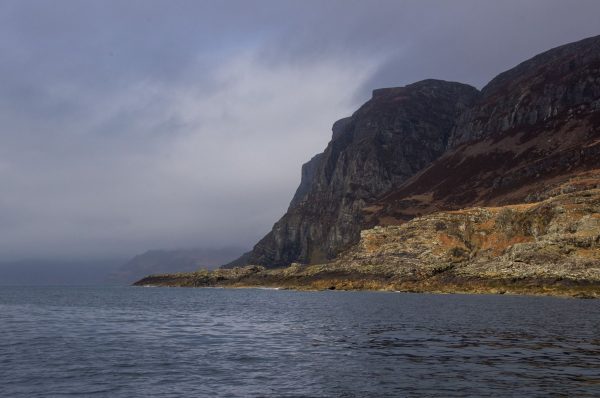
[0,0,599,262]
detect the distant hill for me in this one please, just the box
[111,247,246,284]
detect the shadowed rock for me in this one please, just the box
[370,35,600,224]
[226,79,478,267]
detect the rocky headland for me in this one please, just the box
[135,35,600,297]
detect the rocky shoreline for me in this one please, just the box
[135,186,600,299]
[133,268,599,299]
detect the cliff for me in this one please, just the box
[369,35,600,224]
[138,35,600,297]
[229,35,600,269]
[450,34,600,146]
[226,80,479,267]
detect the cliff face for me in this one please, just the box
[240,80,479,267]
[450,35,600,146]
[369,35,600,225]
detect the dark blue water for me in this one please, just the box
[1,287,599,397]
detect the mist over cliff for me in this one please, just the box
[227,34,600,270]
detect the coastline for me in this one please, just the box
[133,266,599,299]
[134,187,600,299]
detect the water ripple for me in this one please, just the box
[0,286,599,397]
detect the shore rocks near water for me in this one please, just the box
[135,186,600,298]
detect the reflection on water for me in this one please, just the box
[0,286,599,397]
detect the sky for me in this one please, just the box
[1,0,599,263]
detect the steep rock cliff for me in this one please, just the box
[237,80,478,267]
[370,35,600,224]
[450,35,600,146]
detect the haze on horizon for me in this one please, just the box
[1,0,599,265]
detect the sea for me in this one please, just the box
[0,286,599,397]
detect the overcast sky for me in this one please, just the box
[1,0,599,261]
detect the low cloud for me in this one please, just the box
[0,49,375,259]
[0,0,599,261]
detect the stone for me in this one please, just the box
[227,79,478,267]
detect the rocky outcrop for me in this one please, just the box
[135,183,600,298]
[340,182,600,284]
[233,80,478,267]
